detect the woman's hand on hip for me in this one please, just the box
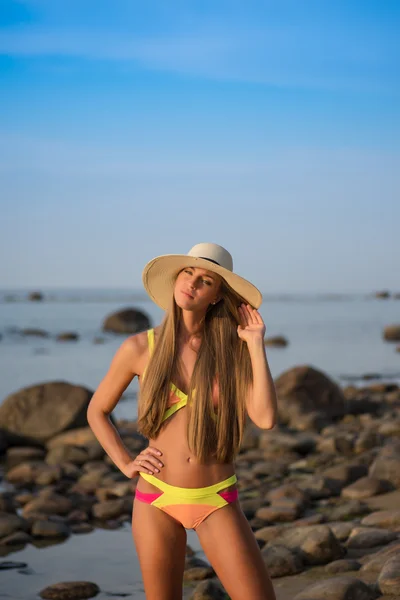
[122,446,164,478]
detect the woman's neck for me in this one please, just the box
[178,310,205,342]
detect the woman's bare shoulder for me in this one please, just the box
[124,325,162,375]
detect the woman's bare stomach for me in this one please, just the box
[135,409,236,493]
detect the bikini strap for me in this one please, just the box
[142,329,155,381]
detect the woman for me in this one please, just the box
[87,242,278,600]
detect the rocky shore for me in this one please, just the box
[1,364,400,599]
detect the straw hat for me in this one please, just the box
[142,242,262,310]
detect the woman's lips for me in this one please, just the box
[182,291,194,299]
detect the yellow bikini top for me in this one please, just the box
[142,329,217,423]
[143,328,188,422]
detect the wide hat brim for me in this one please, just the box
[142,254,263,310]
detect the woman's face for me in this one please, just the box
[174,266,222,311]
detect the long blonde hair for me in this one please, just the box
[137,279,253,463]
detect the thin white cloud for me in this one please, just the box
[0,25,394,92]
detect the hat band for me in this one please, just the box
[198,256,220,266]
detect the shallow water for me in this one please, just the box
[0,523,203,599]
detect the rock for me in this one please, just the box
[35,465,63,486]
[39,581,100,599]
[239,498,262,520]
[293,514,325,527]
[259,430,317,455]
[46,427,98,449]
[274,365,346,427]
[0,492,16,512]
[0,560,28,569]
[360,542,400,572]
[266,483,309,504]
[183,567,215,581]
[294,576,377,600]
[46,445,90,466]
[185,556,210,570]
[190,579,226,600]
[254,525,285,543]
[379,420,400,436]
[341,476,391,499]
[0,427,44,455]
[28,291,44,301]
[327,522,354,542]
[76,471,105,494]
[240,423,261,450]
[6,461,62,486]
[296,475,342,499]
[322,463,368,490]
[70,523,94,534]
[264,336,288,347]
[377,555,400,595]
[15,491,34,505]
[294,411,331,431]
[325,559,361,574]
[265,525,344,565]
[94,481,132,501]
[0,514,29,538]
[346,527,398,549]
[83,460,110,475]
[22,492,73,517]
[316,433,355,455]
[261,544,303,577]
[327,499,370,521]
[92,498,133,520]
[369,443,400,488]
[0,531,32,546]
[256,503,301,523]
[102,308,151,334]
[355,430,383,453]
[0,381,93,442]
[250,459,290,478]
[31,519,70,539]
[21,328,49,337]
[361,510,400,529]
[6,446,46,468]
[383,325,400,342]
[56,332,79,342]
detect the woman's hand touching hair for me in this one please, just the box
[237,303,266,345]
[122,446,164,478]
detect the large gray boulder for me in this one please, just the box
[0,381,93,443]
[102,308,151,334]
[274,365,346,428]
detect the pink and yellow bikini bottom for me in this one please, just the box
[135,472,238,530]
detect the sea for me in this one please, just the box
[1,288,399,413]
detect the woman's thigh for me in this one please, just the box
[132,497,187,600]
[196,501,276,600]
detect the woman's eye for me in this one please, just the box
[203,280,211,285]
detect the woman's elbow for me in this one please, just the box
[258,418,277,430]
[86,398,104,427]
[248,412,277,430]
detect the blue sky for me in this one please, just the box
[0,1,399,293]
